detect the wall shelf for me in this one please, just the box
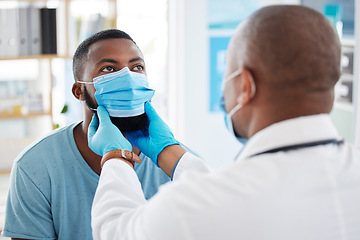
[0,111,52,119]
[0,54,72,61]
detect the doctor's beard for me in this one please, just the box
[83,85,149,133]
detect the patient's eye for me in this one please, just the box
[101,66,115,72]
[131,65,144,72]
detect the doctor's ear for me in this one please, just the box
[72,82,85,101]
[236,68,256,105]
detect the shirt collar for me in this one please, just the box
[238,114,341,160]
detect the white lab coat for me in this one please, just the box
[92,114,360,240]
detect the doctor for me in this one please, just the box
[89,5,360,240]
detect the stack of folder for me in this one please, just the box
[0,5,57,58]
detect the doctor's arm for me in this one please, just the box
[92,152,198,240]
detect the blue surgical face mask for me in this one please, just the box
[220,68,256,145]
[220,96,248,145]
[78,67,155,117]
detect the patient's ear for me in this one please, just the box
[72,82,85,101]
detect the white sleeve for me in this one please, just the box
[172,152,210,180]
[91,154,211,240]
[91,159,148,240]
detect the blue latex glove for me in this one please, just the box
[126,102,179,166]
[88,106,132,156]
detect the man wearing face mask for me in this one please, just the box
[89,5,360,240]
[3,29,171,240]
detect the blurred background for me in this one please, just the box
[0,0,357,235]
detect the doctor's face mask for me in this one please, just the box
[220,68,256,145]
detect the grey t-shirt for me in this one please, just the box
[3,122,170,239]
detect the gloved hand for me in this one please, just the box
[126,102,179,166]
[88,106,132,156]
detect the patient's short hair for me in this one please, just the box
[72,29,135,81]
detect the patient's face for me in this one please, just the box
[81,38,150,132]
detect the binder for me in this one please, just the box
[28,5,42,55]
[2,8,19,57]
[0,9,4,57]
[18,7,30,56]
[40,8,57,54]
[48,8,57,54]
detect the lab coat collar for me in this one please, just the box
[238,114,341,161]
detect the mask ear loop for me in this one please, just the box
[228,102,243,118]
[222,68,242,89]
[76,81,97,112]
[221,68,242,112]
[77,81,95,84]
[88,106,97,112]
[225,69,256,117]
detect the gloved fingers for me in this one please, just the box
[144,101,160,121]
[88,114,99,140]
[96,106,111,125]
[125,131,142,147]
[118,132,133,152]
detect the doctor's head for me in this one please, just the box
[222,5,341,140]
[72,29,150,133]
